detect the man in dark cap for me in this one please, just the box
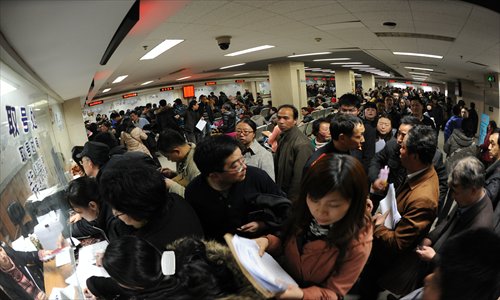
[76,141,110,178]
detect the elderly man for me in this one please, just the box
[416,156,493,265]
[360,125,440,299]
[274,104,314,201]
[235,118,274,180]
[185,135,287,243]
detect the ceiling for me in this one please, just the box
[0,0,499,103]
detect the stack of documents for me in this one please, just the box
[230,235,297,293]
[379,184,402,229]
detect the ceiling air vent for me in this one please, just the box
[375,32,455,42]
[169,68,187,75]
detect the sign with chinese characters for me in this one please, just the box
[5,105,38,138]
[26,157,48,193]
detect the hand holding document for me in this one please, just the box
[224,234,297,298]
[196,119,207,131]
[378,183,401,229]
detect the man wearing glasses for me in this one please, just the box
[185,135,285,243]
[235,118,274,180]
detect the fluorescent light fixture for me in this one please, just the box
[409,72,430,76]
[404,66,434,71]
[287,52,331,58]
[176,76,191,81]
[233,73,250,76]
[350,65,370,68]
[141,81,154,86]
[225,45,275,57]
[394,52,442,59]
[342,65,365,67]
[331,62,362,65]
[112,75,128,83]
[313,58,350,62]
[140,39,184,60]
[102,88,111,93]
[220,63,246,69]
[0,79,17,95]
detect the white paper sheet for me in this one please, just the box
[379,183,401,229]
[231,235,297,293]
[195,119,207,131]
[55,247,72,267]
[75,241,110,289]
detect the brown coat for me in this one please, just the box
[373,166,439,294]
[120,127,152,157]
[267,223,373,300]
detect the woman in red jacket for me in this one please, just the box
[256,154,373,299]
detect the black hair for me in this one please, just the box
[158,129,187,153]
[338,93,361,108]
[66,176,100,208]
[159,99,167,107]
[236,118,257,133]
[438,228,500,300]
[110,112,119,120]
[99,159,170,221]
[311,117,329,136]
[400,115,420,127]
[193,135,241,176]
[405,125,437,165]
[460,117,475,138]
[285,154,369,272]
[452,104,461,116]
[93,132,119,149]
[188,100,198,110]
[329,114,363,141]
[277,104,299,120]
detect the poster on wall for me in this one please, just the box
[477,113,489,145]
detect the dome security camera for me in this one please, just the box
[216,36,231,50]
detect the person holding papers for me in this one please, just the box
[255,154,373,299]
[359,125,439,299]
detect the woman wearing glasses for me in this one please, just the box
[236,118,275,181]
[255,154,373,300]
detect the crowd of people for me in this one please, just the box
[5,85,498,300]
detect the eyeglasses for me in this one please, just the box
[222,156,246,173]
[236,129,254,135]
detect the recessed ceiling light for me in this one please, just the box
[313,58,350,61]
[394,52,443,59]
[405,66,434,71]
[233,73,250,76]
[225,45,275,57]
[140,39,184,60]
[112,75,128,83]
[176,76,191,81]
[141,81,154,85]
[331,62,362,65]
[102,88,111,93]
[0,79,17,95]
[287,52,331,58]
[220,63,246,69]
[409,72,430,76]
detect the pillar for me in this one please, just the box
[446,81,457,102]
[268,61,307,109]
[361,74,375,92]
[334,69,355,98]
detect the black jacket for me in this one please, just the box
[221,110,236,133]
[185,166,284,243]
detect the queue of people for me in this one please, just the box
[5,86,499,300]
